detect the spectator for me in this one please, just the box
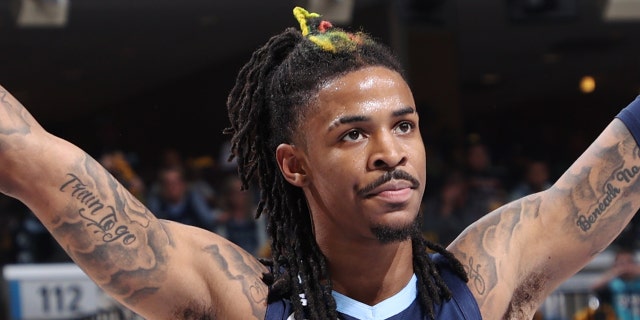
[99,150,146,201]
[146,166,215,230]
[509,158,552,201]
[591,246,640,320]
[186,155,219,209]
[421,170,470,246]
[213,174,265,256]
[462,140,507,226]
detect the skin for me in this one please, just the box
[1,65,640,319]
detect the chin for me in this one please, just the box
[370,215,421,244]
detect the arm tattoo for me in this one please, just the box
[60,173,140,245]
[465,256,486,295]
[204,244,267,319]
[574,145,639,233]
[452,196,543,305]
[0,89,32,137]
[52,154,174,306]
[558,132,640,246]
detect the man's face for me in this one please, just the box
[615,252,638,280]
[292,66,426,244]
[161,170,187,203]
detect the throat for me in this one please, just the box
[326,239,414,305]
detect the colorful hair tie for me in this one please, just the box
[293,7,320,37]
[293,6,364,53]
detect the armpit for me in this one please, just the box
[172,301,217,320]
[502,270,550,320]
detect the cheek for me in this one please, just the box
[308,151,363,193]
[407,139,426,167]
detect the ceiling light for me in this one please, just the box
[604,0,640,21]
[580,75,596,94]
[12,0,69,28]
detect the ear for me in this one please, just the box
[276,143,308,187]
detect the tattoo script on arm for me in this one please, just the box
[52,156,175,306]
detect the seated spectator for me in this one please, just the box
[146,166,215,231]
[509,158,552,201]
[99,150,146,201]
[462,140,507,226]
[591,246,640,320]
[421,170,470,246]
[213,174,265,256]
[186,155,219,209]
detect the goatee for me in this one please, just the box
[371,216,422,244]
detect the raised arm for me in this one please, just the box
[448,97,640,318]
[0,86,268,319]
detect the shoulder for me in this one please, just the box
[431,253,482,319]
[145,221,270,319]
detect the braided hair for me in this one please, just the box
[224,7,468,319]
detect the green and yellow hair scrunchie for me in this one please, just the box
[293,6,367,53]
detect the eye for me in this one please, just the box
[394,121,414,134]
[341,129,365,142]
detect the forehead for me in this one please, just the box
[308,66,415,124]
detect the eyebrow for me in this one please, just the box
[328,106,416,132]
[393,106,415,117]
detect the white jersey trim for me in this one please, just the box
[331,274,417,320]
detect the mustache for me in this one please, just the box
[357,170,421,197]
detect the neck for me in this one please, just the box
[317,234,415,306]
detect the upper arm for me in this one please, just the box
[0,87,269,319]
[20,140,269,318]
[448,118,640,318]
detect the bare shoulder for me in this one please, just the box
[153,221,269,319]
[447,197,546,319]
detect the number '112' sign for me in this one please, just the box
[4,263,102,319]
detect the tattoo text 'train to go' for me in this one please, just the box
[576,164,640,232]
[59,173,136,245]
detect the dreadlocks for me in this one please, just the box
[224,7,468,319]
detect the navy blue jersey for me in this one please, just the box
[265,253,481,319]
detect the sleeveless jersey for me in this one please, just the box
[264,253,481,319]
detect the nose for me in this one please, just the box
[367,131,407,170]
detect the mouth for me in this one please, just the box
[367,181,415,202]
[358,170,420,200]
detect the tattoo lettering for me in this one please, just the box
[60,173,136,245]
[617,165,640,183]
[575,164,639,232]
[464,256,486,295]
